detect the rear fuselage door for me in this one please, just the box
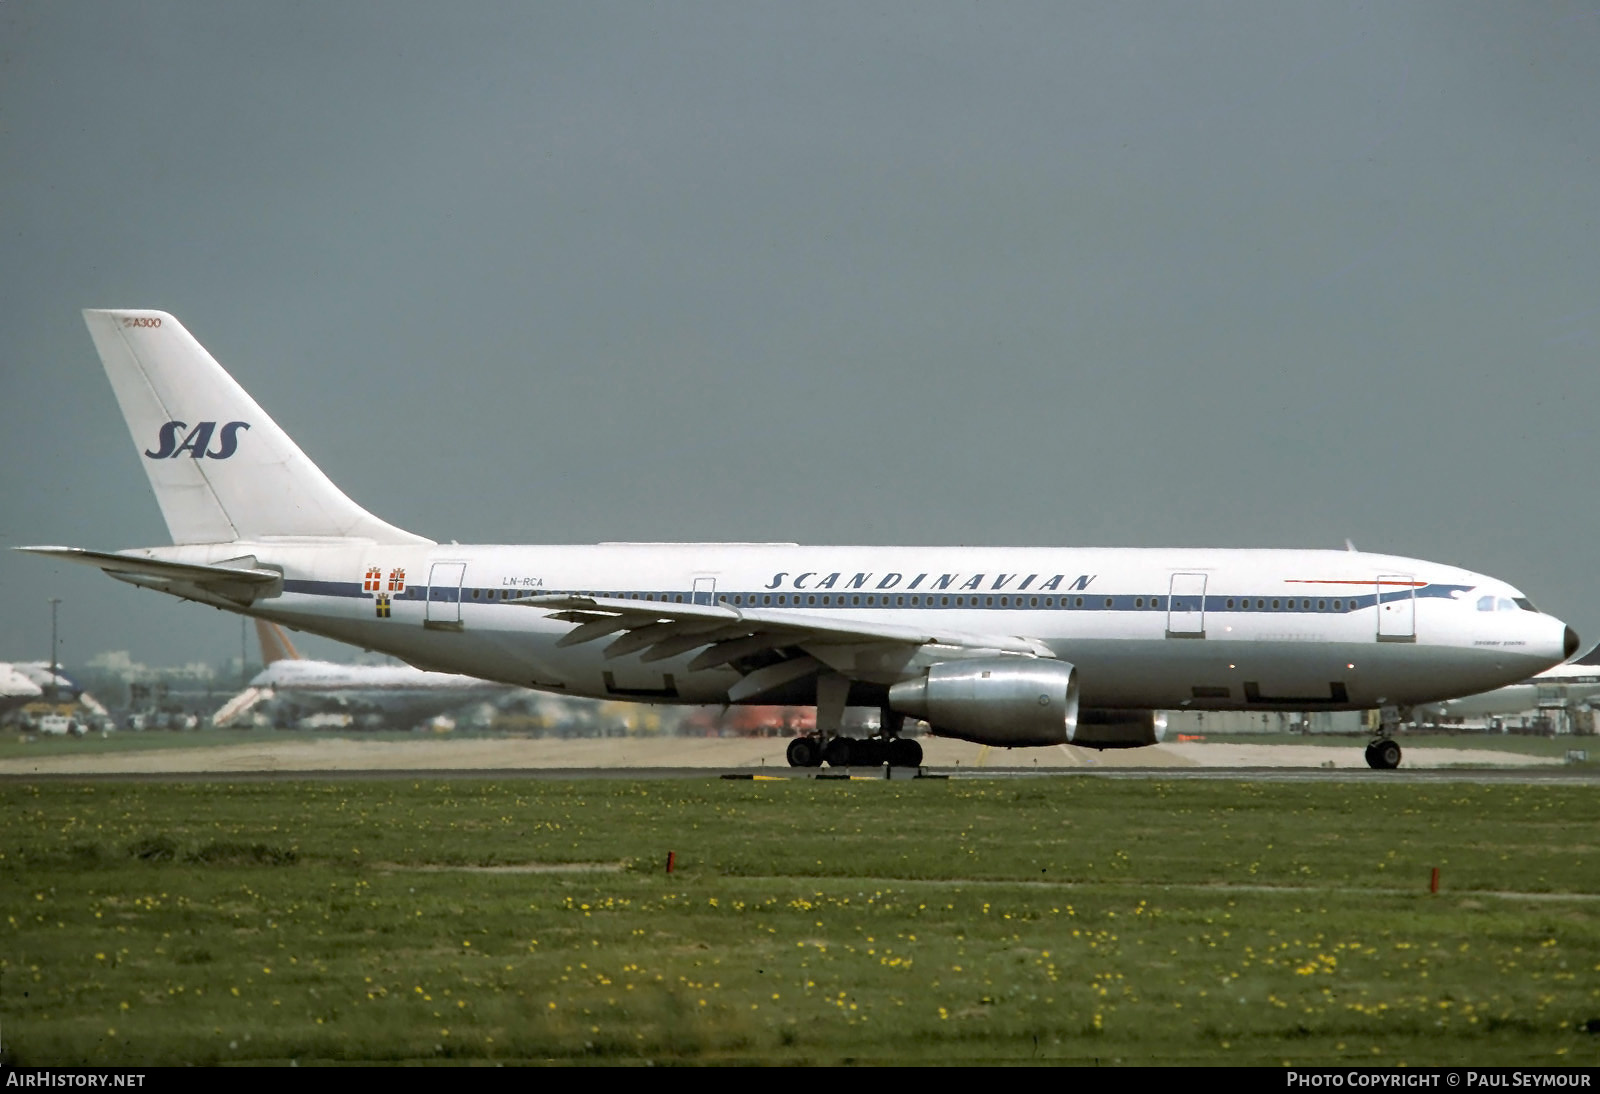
[426,561,467,631]
[1166,573,1208,638]
[1376,574,1416,642]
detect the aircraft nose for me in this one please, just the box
[1566,625,1580,660]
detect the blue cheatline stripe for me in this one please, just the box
[279,579,1473,614]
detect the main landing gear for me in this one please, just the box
[1364,705,1406,770]
[785,734,923,768]
[786,705,924,768]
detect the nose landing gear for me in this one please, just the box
[1364,737,1402,769]
[1364,705,1407,769]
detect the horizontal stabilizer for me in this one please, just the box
[17,546,282,606]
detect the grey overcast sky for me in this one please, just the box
[3,2,1599,668]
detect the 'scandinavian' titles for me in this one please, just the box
[762,571,1096,592]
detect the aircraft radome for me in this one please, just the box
[21,310,1579,770]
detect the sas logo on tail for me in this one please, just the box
[144,421,250,460]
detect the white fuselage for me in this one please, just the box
[122,541,1572,714]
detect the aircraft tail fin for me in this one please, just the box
[256,620,302,666]
[81,309,430,546]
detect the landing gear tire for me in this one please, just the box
[787,736,821,768]
[1365,739,1402,770]
[889,737,923,768]
[820,735,923,768]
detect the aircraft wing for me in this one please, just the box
[522,593,1051,699]
[16,546,283,606]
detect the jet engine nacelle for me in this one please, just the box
[1069,709,1167,749]
[888,658,1078,747]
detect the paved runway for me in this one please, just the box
[5,766,1593,785]
[0,733,1591,784]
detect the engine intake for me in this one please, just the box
[888,658,1078,747]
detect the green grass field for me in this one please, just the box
[3,776,1597,1065]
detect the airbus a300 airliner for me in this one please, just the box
[22,311,1579,769]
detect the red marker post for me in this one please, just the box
[666,851,676,874]
[1430,867,1439,893]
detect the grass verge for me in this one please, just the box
[3,777,1597,1064]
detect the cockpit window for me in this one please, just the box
[1480,594,1539,612]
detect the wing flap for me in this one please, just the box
[726,656,823,702]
